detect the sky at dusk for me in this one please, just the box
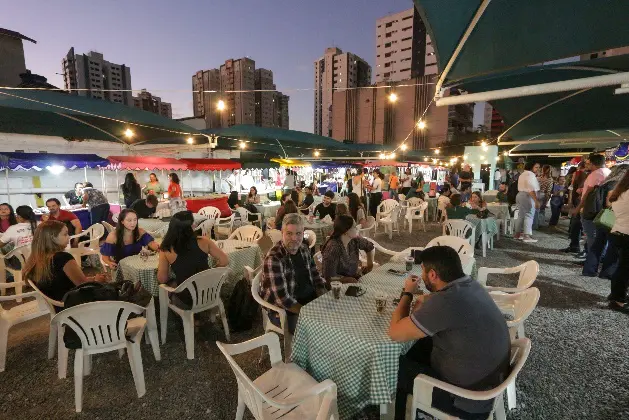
[5,0,415,133]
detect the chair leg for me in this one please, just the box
[495,391,507,420]
[83,353,92,376]
[218,302,231,341]
[0,322,9,372]
[482,233,487,258]
[146,299,161,361]
[14,276,22,303]
[47,318,57,359]
[507,382,517,411]
[159,290,169,345]
[408,219,412,234]
[236,391,246,420]
[126,342,146,397]
[74,349,84,412]
[118,348,125,358]
[58,326,68,379]
[182,312,195,360]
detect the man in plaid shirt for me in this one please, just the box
[260,213,327,333]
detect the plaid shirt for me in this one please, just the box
[261,241,325,309]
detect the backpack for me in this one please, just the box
[507,176,519,205]
[62,282,120,349]
[583,182,614,220]
[227,278,258,332]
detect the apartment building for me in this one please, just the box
[314,47,371,137]
[133,89,172,119]
[62,48,132,105]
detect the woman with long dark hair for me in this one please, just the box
[157,211,228,308]
[0,205,37,249]
[168,173,182,199]
[348,192,367,227]
[606,169,629,312]
[321,215,374,283]
[275,201,298,230]
[0,203,17,234]
[121,173,142,208]
[100,209,158,268]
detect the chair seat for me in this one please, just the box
[253,362,323,420]
[5,300,49,324]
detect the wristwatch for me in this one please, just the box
[401,291,414,300]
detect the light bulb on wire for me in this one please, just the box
[239,141,246,149]
[186,137,194,144]
[400,144,408,151]
[124,128,134,139]
[388,93,398,103]
[434,149,440,155]
[379,153,386,159]
[416,120,426,130]
[314,150,320,157]
[217,100,226,111]
[389,153,396,159]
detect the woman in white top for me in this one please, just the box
[608,169,629,312]
[514,162,541,243]
[368,171,384,217]
[0,205,37,249]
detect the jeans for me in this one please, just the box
[581,217,597,252]
[549,197,563,226]
[568,215,584,251]
[583,226,619,276]
[389,189,399,201]
[515,192,535,236]
[610,232,629,303]
[533,208,547,229]
[395,338,491,420]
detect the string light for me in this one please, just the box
[379,153,386,159]
[314,150,320,157]
[463,155,468,160]
[434,149,440,155]
[416,120,426,129]
[124,128,134,138]
[389,153,396,159]
[239,141,246,149]
[388,93,398,103]
[481,141,487,147]
[400,144,408,151]
[217,100,226,111]
[503,151,509,156]
[186,137,194,144]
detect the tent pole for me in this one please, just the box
[188,170,192,197]
[219,170,222,194]
[116,169,120,204]
[212,171,216,193]
[84,167,87,182]
[5,169,10,205]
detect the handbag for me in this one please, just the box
[593,207,615,231]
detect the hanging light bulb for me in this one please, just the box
[388,93,398,103]
[400,144,408,151]
[379,153,386,159]
[186,137,194,144]
[416,120,426,129]
[124,128,134,138]
[217,100,226,111]
[503,151,509,156]
[481,141,487,147]
[434,149,440,155]
[239,141,246,149]
[389,153,396,159]
[314,150,320,157]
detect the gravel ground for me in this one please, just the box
[1,217,628,420]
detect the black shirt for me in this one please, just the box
[37,251,76,303]
[64,190,82,205]
[302,194,314,207]
[131,199,156,218]
[289,251,316,305]
[314,203,336,220]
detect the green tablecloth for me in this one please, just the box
[427,197,438,220]
[254,202,281,218]
[485,203,509,221]
[117,240,262,297]
[138,214,208,238]
[292,262,420,418]
[465,215,499,243]
[301,219,334,245]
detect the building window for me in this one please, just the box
[385,42,391,48]
[385,62,391,68]
[403,26,412,31]
[402,37,412,41]
[383,72,391,77]
[403,15,412,20]
[385,22,393,28]
[401,47,412,52]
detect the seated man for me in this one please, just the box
[496,182,509,203]
[314,190,336,220]
[389,246,510,420]
[131,194,158,219]
[299,186,315,214]
[260,213,326,334]
[41,198,83,246]
[64,182,83,205]
[446,194,478,220]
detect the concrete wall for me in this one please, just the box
[0,36,26,87]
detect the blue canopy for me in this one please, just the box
[0,152,109,171]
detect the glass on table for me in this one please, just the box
[375,292,388,313]
[405,256,414,272]
[330,280,342,299]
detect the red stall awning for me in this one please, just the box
[179,158,241,171]
[107,156,187,171]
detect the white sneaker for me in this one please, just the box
[522,237,538,243]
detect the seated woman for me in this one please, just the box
[0,203,17,234]
[348,192,367,227]
[101,209,159,269]
[274,193,292,227]
[469,191,487,211]
[157,211,228,309]
[335,203,349,217]
[24,221,108,303]
[275,201,299,230]
[228,190,258,223]
[446,194,479,220]
[405,185,426,201]
[321,215,374,283]
[0,205,38,250]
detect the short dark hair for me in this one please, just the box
[146,194,158,207]
[420,246,465,283]
[46,198,61,206]
[83,182,93,188]
[324,191,335,199]
[450,193,462,207]
[524,161,537,171]
[588,153,605,167]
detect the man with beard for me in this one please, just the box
[388,246,510,420]
[260,213,326,334]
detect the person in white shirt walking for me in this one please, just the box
[368,171,383,217]
[514,162,541,243]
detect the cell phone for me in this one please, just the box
[345,285,363,296]
[387,269,407,276]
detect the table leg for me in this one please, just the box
[380,402,394,420]
[482,232,487,258]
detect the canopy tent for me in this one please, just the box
[310,161,362,169]
[270,158,311,168]
[504,130,629,156]
[107,156,187,171]
[179,158,241,171]
[0,88,203,143]
[0,152,108,171]
[362,160,409,168]
[241,161,280,169]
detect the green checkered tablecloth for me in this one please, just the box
[485,203,509,221]
[254,202,281,218]
[138,219,169,237]
[465,215,499,243]
[426,197,438,220]
[301,219,333,245]
[389,247,478,279]
[292,262,421,419]
[117,240,262,297]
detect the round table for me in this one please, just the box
[254,202,281,219]
[465,215,499,257]
[485,203,509,221]
[301,219,334,245]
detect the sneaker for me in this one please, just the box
[522,237,538,243]
[574,251,587,259]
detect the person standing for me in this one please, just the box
[389,170,399,201]
[368,171,383,218]
[64,183,84,206]
[400,169,413,196]
[535,165,554,229]
[142,173,164,197]
[283,169,296,191]
[548,176,567,227]
[450,168,459,190]
[168,173,182,199]
[131,194,159,219]
[607,169,629,313]
[81,182,110,225]
[514,162,541,243]
[121,173,142,209]
[562,161,589,256]
[459,164,474,192]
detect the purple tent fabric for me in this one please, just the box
[0,152,108,171]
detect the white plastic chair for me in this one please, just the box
[358,216,376,238]
[376,199,398,229]
[0,290,50,372]
[406,201,428,233]
[437,200,449,224]
[111,213,119,223]
[236,207,263,228]
[398,193,406,202]
[159,267,231,359]
[379,205,401,239]
[0,244,31,302]
[249,269,293,361]
[195,219,215,237]
[304,229,317,249]
[215,213,237,239]
[52,301,147,412]
[217,333,339,420]
[425,236,474,259]
[155,207,171,218]
[228,225,264,243]
[27,280,64,364]
[442,220,476,248]
[478,261,539,292]
[197,206,222,220]
[364,237,399,258]
[266,228,283,245]
[490,289,540,411]
[102,221,115,234]
[407,338,531,420]
[67,223,105,265]
[266,216,276,230]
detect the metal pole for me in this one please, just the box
[5,169,10,205]
[188,170,192,197]
[84,167,87,182]
[219,170,222,194]
[116,169,120,204]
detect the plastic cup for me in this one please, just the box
[405,256,414,272]
[331,281,342,299]
[375,293,388,313]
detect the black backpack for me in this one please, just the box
[227,278,258,332]
[583,182,614,220]
[507,177,519,205]
[62,282,119,349]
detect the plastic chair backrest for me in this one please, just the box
[111,213,119,223]
[51,301,144,351]
[195,219,214,237]
[407,197,423,207]
[198,206,221,220]
[4,244,31,267]
[517,261,539,289]
[228,225,263,243]
[364,216,376,228]
[173,267,230,310]
[443,220,474,241]
[266,229,283,244]
[83,223,105,248]
[313,251,323,274]
[378,199,398,214]
[425,235,474,258]
[398,194,406,202]
[511,288,540,324]
[102,221,115,234]
[304,229,317,248]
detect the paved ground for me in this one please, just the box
[1,217,628,419]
